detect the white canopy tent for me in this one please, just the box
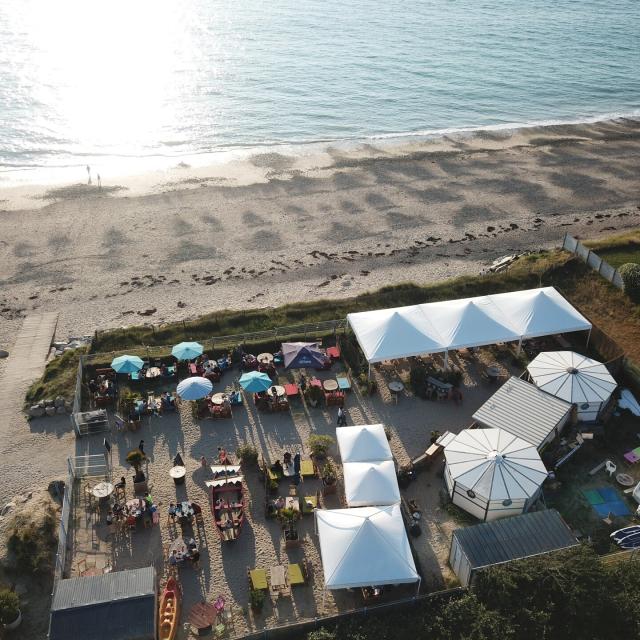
[444,428,548,521]
[527,351,617,422]
[315,505,420,594]
[343,460,400,507]
[336,424,392,463]
[347,287,592,367]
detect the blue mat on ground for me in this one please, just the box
[583,489,605,505]
[593,501,632,517]
[598,487,620,503]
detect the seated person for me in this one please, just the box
[218,447,231,465]
[160,363,167,375]
[88,379,98,394]
[169,550,179,566]
[115,476,126,490]
[271,459,283,476]
[283,451,292,468]
[274,496,286,510]
[299,374,307,392]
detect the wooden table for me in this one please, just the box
[188,601,218,632]
[169,466,186,485]
[323,379,338,392]
[92,482,114,499]
[258,352,274,364]
[270,565,287,590]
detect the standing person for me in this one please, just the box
[86,164,91,184]
[138,439,145,455]
[337,407,347,426]
[97,173,101,189]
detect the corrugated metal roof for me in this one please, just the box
[49,567,156,640]
[452,509,577,570]
[472,376,572,447]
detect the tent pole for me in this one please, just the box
[517,336,523,355]
[416,577,421,596]
[586,327,592,350]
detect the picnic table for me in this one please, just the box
[270,565,287,593]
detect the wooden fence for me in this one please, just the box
[562,233,624,289]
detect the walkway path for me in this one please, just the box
[0,312,58,423]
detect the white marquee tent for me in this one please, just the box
[315,505,420,592]
[527,351,617,422]
[336,424,392,463]
[343,460,400,507]
[347,287,591,365]
[444,428,548,521]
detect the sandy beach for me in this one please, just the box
[1,117,640,352]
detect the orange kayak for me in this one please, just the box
[158,576,181,640]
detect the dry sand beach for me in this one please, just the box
[1,118,640,352]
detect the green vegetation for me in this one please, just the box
[7,506,57,576]
[305,547,640,640]
[308,434,335,458]
[24,347,84,409]
[584,230,640,267]
[0,589,20,625]
[236,443,259,465]
[619,263,640,301]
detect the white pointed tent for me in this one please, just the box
[347,286,591,366]
[527,351,617,422]
[315,505,420,592]
[336,424,392,463]
[444,428,548,521]
[343,460,400,507]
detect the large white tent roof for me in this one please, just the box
[347,287,591,363]
[336,424,392,463]
[343,460,400,507]
[527,351,617,404]
[316,505,419,589]
[444,428,548,502]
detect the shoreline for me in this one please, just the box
[1,114,639,212]
[0,118,639,350]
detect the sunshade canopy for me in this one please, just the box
[445,428,548,502]
[343,460,400,507]
[527,351,617,404]
[176,376,213,400]
[316,505,419,589]
[171,341,203,361]
[238,371,273,392]
[110,355,144,373]
[347,287,591,363]
[336,424,392,463]
[282,342,327,368]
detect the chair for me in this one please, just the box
[603,511,615,527]
[605,460,617,477]
[214,623,226,638]
[214,595,225,616]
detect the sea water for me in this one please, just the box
[0,0,639,180]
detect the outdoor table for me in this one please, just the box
[617,473,635,487]
[388,380,404,393]
[427,376,453,391]
[258,352,274,364]
[146,367,161,379]
[188,601,218,633]
[92,482,114,500]
[487,365,501,381]
[284,383,299,397]
[168,537,191,563]
[270,385,286,397]
[285,496,300,512]
[126,498,146,517]
[326,346,340,360]
[177,501,195,519]
[323,379,338,392]
[169,465,187,485]
[211,393,226,406]
[270,565,287,590]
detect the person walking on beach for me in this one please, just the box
[97,173,101,189]
[86,164,91,185]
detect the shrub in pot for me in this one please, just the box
[250,588,265,612]
[0,589,21,629]
[308,435,335,459]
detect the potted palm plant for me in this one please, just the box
[0,589,21,630]
[308,435,335,460]
[280,507,301,548]
[126,449,148,494]
[321,460,338,497]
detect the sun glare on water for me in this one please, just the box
[19,1,194,155]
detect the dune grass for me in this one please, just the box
[583,230,640,267]
[24,348,84,409]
